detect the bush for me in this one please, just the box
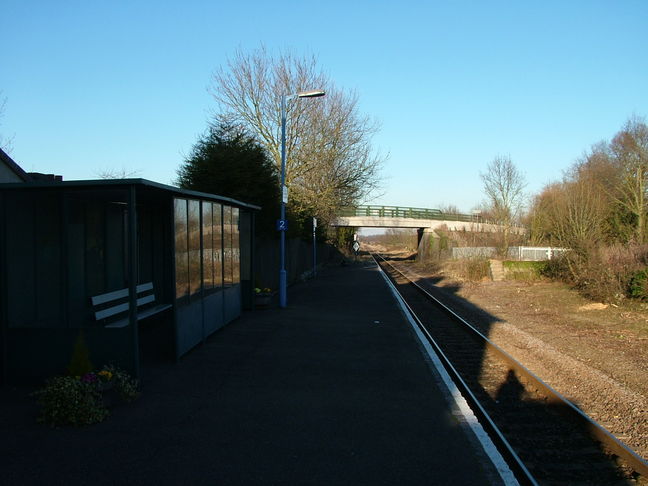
[32,365,139,427]
[629,269,648,300]
[541,244,648,303]
[102,364,140,402]
[458,257,491,281]
[32,376,108,426]
[540,255,573,281]
[503,261,548,281]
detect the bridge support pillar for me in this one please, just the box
[416,228,426,261]
[416,227,425,247]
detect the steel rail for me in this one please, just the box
[375,253,648,481]
[373,254,538,486]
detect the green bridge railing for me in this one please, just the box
[337,205,481,223]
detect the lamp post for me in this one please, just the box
[279,90,325,308]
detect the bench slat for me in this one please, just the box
[95,302,129,320]
[92,288,128,306]
[137,303,172,320]
[92,282,155,306]
[104,304,172,329]
[92,282,170,328]
[104,318,129,329]
[137,294,155,306]
[137,282,153,292]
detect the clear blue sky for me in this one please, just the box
[2,0,647,212]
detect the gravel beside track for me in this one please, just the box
[391,261,648,470]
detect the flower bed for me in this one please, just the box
[32,365,139,427]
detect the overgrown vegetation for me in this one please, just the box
[525,116,648,303]
[503,261,547,282]
[444,257,491,282]
[629,269,648,300]
[32,365,139,427]
[539,244,648,303]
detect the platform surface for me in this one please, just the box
[1,262,510,485]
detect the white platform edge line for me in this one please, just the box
[376,265,519,486]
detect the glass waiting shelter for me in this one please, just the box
[0,179,258,383]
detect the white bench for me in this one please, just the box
[92,282,172,328]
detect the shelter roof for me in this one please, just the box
[0,177,261,211]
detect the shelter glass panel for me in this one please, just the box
[232,207,240,285]
[213,203,223,289]
[223,206,232,287]
[174,198,189,301]
[188,199,201,297]
[202,202,214,291]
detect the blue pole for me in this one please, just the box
[279,95,287,308]
[278,90,324,308]
[312,217,317,278]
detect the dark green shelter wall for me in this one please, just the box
[6,327,134,382]
[5,192,63,328]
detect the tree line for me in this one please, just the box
[479,115,648,302]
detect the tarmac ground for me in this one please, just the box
[0,262,510,485]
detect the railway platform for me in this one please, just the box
[1,261,514,485]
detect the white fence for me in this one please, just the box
[452,246,568,261]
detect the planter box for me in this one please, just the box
[254,294,272,308]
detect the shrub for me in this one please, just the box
[503,261,548,281]
[32,365,139,426]
[629,269,648,300]
[32,376,108,426]
[458,257,491,281]
[67,330,94,377]
[102,364,140,402]
[541,244,648,303]
[540,254,573,281]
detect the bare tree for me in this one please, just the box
[610,115,648,243]
[0,93,14,153]
[439,204,461,215]
[549,181,606,251]
[95,167,142,179]
[480,155,526,253]
[210,47,384,224]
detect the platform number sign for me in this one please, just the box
[276,219,288,232]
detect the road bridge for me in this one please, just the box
[331,205,509,233]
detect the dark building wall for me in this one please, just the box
[1,190,144,380]
[0,163,24,182]
[5,191,64,329]
[1,182,256,383]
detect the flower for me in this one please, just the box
[98,370,113,381]
[32,365,140,426]
[80,372,98,384]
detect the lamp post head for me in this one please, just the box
[296,90,326,98]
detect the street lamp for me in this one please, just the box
[279,89,325,308]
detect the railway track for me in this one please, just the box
[375,253,648,486]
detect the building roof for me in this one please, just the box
[0,148,31,182]
[0,177,261,211]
